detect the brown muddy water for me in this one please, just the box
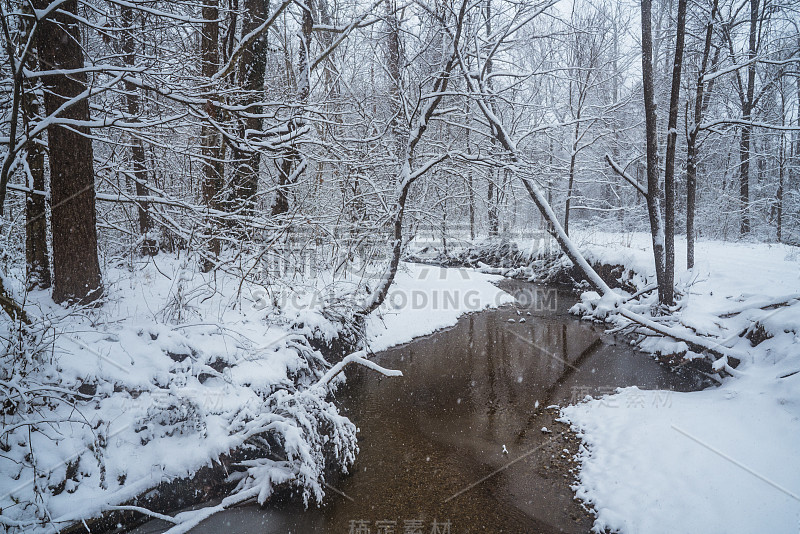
[133,280,705,534]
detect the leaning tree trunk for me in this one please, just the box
[34,0,103,304]
[640,0,670,306]
[358,0,466,317]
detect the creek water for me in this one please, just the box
[134,280,705,533]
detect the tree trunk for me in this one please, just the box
[466,100,475,241]
[777,133,783,242]
[739,0,759,236]
[484,0,499,238]
[359,1,464,317]
[200,0,223,269]
[686,2,718,268]
[661,0,687,300]
[23,128,50,289]
[34,0,102,304]
[272,0,313,218]
[232,0,270,213]
[20,14,51,289]
[640,0,670,306]
[24,132,50,290]
[564,120,579,237]
[122,5,156,255]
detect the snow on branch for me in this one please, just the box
[605,154,648,198]
[312,351,403,390]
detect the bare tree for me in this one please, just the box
[231,0,270,213]
[640,0,670,306]
[272,0,313,218]
[122,5,157,255]
[686,0,719,268]
[661,0,688,303]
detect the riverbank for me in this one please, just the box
[560,233,800,534]
[0,257,511,532]
[5,233,796,533]
[134,279,704,534]
[413,232,800,533]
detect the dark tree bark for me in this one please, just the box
[122,5,156,255]
[34,0,102,304]
[23,118,50,289]
[661,0,688,301]
[384,0,407,176]
[564,119,580,236]
[686,0,719,268]
[200,0,224,269]
[231,0,270,213]
[640,0,670,306]
[19,13,51,289]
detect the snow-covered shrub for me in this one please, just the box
[159,261,200,324]
[229,387,357,506]
[134,394,206,445]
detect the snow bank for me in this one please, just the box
[0,255,358,531]
[557,234,800,534]
[365,262,515,352]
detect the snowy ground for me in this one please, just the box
[365,262,514,352]
[0,256,510,531]
[557,233,800,534]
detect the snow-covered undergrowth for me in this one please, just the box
[557,233,800,534]
[0,255,510,532]
[0,254,362,531]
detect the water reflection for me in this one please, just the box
[135,281,703,534]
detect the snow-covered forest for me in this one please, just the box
[1,0,799,531]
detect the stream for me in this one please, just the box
[134,280,705,533]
